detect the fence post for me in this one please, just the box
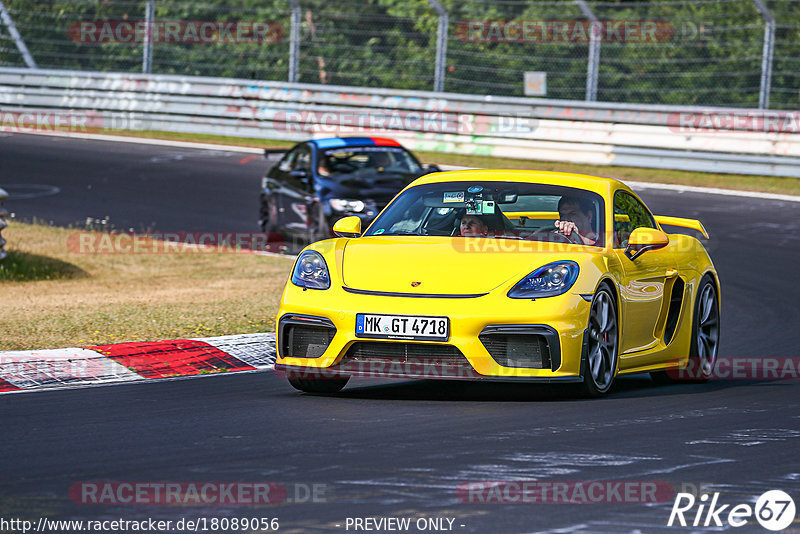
[0,0,37,69]
[427,0,448,92]
[0,187,8,262]
[142,0,154,74]
[752,0,774,109]
[288,0,301,83]
[575,0,600,102]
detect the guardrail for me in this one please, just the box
[0,187,8,262]
[2,67,800,178]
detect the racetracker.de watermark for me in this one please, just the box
[0,110,104,133]
[68,20,284,44]
[66,232,285,254]
[668,357,800,380]
[456,20,676,43]
[667,111,800,134]
[0,354,131,383]
[279,359,483,380]
[68,482,327,505]
[274,110,498,135]
[448,236,709,254]
[457,481,675,504]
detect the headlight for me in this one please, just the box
[507,261,579,299]
[291,251,331,290]
[329,198,365,213]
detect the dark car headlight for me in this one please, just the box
[508,261,579,299]
[291,251,331,290]
[329,199,365,213]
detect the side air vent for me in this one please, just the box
[664,278,685,345]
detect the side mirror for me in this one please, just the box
[332,216,362,238]
[423,164,441,174]
[263,148,286,158]
[288,169,309,182]
[625,227,669,261]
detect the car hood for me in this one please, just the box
[340,236,593,295]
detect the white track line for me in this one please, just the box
[15,130,265,153]
[624,180,800,203]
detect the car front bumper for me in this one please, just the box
[275,283,591,381]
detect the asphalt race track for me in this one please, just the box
[0,134,271,232]
[2,133,800,533]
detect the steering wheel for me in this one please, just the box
[552,228,584,244]
[531,228,582,244]
[332,160,359,172]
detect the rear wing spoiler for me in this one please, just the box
[654,215,709,239]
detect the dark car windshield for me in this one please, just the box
[363,181,606,247]
[319,146,422,178]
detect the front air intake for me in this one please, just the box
[279,315,336,359]
[336,342,478,378]
[479,325,561,371]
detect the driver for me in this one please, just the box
[555,196,598,245]
[459,214,489,237]
[370,151,392,170]
[317,158,331,177]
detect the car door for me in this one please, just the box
[272,144,313,237]
[265,145,298,232]
[612,190,671,357]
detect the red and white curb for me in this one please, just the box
[0,333,275,394]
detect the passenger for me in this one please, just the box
[555,196,599,245]
[459,214,489,237]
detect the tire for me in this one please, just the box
[288,377,349,394]
[259,196,277,233]
[651,274,719,384]
[578,285,619,397]
[307,206,329,243]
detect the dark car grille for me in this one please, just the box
[335,342,478,378]
[479,333,552,369]
[280,323,335,359]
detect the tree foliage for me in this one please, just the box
[0,0,796,108]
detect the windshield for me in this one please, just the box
[363,181,605,247]
[319,146,422,178]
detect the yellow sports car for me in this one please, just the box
[274,170,720,397]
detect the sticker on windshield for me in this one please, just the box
[443,192,464,203]
[465,200,481,215]
[467,186,483,193]
[482,200,496,214]
[374,229,386,235]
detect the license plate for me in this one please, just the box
[355,314,449,342]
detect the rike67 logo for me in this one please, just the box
[668,490,796,531]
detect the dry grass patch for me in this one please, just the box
[0,222,293,351]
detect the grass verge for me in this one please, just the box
[0,222,293,351]
[76,129,800,197]
[0,250,87,282]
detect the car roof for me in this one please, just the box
[406,169,631,198]
[309,137,403,149]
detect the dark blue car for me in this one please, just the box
[259,137,438,245]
